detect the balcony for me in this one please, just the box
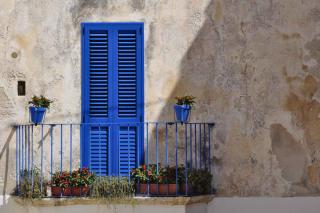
[14,122,215,198]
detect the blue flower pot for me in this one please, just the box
[29,106,46,124]
[174,105,191,123]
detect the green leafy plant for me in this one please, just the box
[15,168,47,198]
[28,95,53,108]
[131,164,160,184]
[188,168,212,194]
[159,166,180,184]
[175,95,196,107]
[91,177,135,199]
[50,168,95,188]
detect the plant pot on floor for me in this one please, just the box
[174,105,191,123]
[158,184,179,196]
[51,186,63,197]
[29,106,46,124]
[71,186,90,196]
[136,183,148,195]
[180,183,193,195]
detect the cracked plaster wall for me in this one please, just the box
[0,0,320,196]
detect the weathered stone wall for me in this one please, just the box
[1,0,320,196]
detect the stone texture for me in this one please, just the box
[0,0,320,197]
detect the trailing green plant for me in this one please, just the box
[28,95,53,108]
[15,168,47,198]
[49,168,95,188]
[175,95,196,107]
[91,177,135,200]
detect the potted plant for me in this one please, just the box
[174,96,196,123]
[187,168,212,195]
[50,171,70,197]
[70,168,95,196]
[49,168,95,197]
[158,166,179,196]
[178,165,193,195]
[28,95,53,125]
[131,164,159,195]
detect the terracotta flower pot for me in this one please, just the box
[62,187,72,196]
[51,186,63,197]
[72,186,90,196]
[149,184,158,195]
[136,183,148,194]
[158,184,178,196]
[180,183,193,195]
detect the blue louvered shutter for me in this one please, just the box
[82,24,112,176]
[114,25,144,176]
[82,23,144,177]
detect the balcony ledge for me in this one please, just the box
[13,195,214,207]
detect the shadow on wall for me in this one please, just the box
[0,127,15,201]
[157,0,220,122]
[147,0,221,167]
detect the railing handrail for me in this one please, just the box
[13,121,216,126]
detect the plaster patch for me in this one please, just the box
[270,123,306,183]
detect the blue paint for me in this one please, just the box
[29,106,46,124]
[81,23,144,176]
[174,105,191,123]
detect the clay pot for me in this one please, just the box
[149,184,158,195]
[158,184,178,196]
[72,186,90,196]
[136,183,148,194]
[51,186,63,197]
[180,183,193,195]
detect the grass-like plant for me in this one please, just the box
[91,177,135,200]
[15,168,47,198]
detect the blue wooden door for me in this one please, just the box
[81,23,144,176]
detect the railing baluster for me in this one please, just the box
[175,123,178,195]
[50,125,53,181]
[195,124,197,169]
[209,124,211,172]
[156,123,159,194]
[21,126,24,173]
[16,126,20,194]
[27,125,30,178]
[31,125,34,193]
[199,124,202,169]
[70,124,73,174]
[40,124,44,194]
[99,124,102,177]
[185,123,188,196]
[146,123,149,195]
[190,124,192,170]
[118,124,120,177]
[204,124,206,168]
[127,124,130,182]
[165,123,168,168]
[60,124,63,173]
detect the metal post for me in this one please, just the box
[40,124,44,193]
[60,124,63,173]
[175,123,178,195]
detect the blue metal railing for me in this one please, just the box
[15,122,215,197]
